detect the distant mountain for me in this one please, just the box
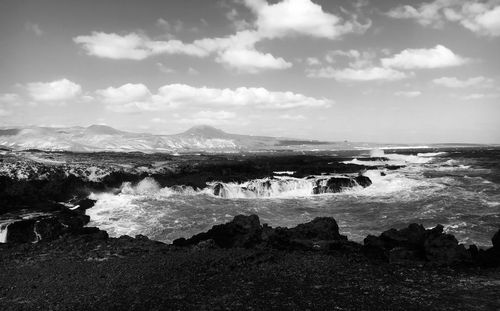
[0,124,338,153]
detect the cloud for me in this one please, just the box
[96,83,151,104]
[395,91,422,97]
[387,0,500,36]
[433,76,494,88]
[74,0,369,72]
[381,45,468,69]
[305,57,321,66]
[215,47,292,73]
[279,114,306,120]
[25,22,43,36]
[73,32,208,60]
[101,83,331,112]
[187,67,200,75]
[26,79,82,102]
[156,62,176,74]
[244,0,370,39]
[307,66,407,81]
[457,93,500,100]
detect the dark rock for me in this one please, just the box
[354,175,372,187]
[173,214,262,248]
[492,229,500,249]
[213,183,224,196]
[313,177,358,194]
[135,234,150,241]
[262,217,347,251]
[285,217,345,241]
[423,228,469,264]
[363,223,470,265]
[75,198,96,211]
[5,219,37,243]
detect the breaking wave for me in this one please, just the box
[85,148,500,246]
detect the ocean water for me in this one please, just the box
[87,148,500,247]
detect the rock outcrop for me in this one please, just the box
[0,208,98,244]
[363,224,471,265]
[173,214,351,251]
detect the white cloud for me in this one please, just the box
[307,66,407,81]
[156,62,176,74]
[245,0,369,39]
[216,47,292,73]
[26,79,82,102]
[381,45,468,69]
[461,4,500,36]
[395,91,422,97]
[74,0,370,72]
[387,0,500,36]
[433,76,494,88]
[96,83,151,104]
[25,22,43,36]
[306,57,321,66]
[101,83,331,112]
[187,67,200,75]
[325,49,362,64]
[73,32,208,60]
[457,92,500,100]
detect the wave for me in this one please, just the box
[344,149,437,167]
[103,175,373,200]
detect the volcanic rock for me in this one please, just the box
[173,214,262,248]
[363,223,470,264]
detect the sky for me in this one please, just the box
[0,0,499,144]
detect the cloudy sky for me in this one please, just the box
[1,0,499,143]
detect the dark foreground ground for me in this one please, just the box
[1,234,499,311]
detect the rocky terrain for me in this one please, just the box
[0,214,499,310]
[0,150,377,213]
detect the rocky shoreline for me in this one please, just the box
[1,214,499,310]
[1,151,499,309]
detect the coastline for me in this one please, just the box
[1,214,499,310]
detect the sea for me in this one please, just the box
[87,147,500,247]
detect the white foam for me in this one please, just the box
[417,152,447,157]
[273,171,296,175]
[0,222,10,243]
[369,149,385,157]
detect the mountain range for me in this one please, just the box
[0,125,346,152]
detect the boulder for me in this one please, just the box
[354,175,372,187]
[2,209,91,244]
[173,214,262,248]
[423,226,469,264]
[363,223,470,264]
[213,183,224,196]
[263,217,347,250]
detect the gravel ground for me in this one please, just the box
[1,236,499,311]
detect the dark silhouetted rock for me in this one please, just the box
[363,223,471,265]
[423,225,468,264]
[213,183,224,196]
[75,198,96,211]
[355,175,372,187]
[262,217,347,251]
[173,214,262,248]
[492,229,500,249]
